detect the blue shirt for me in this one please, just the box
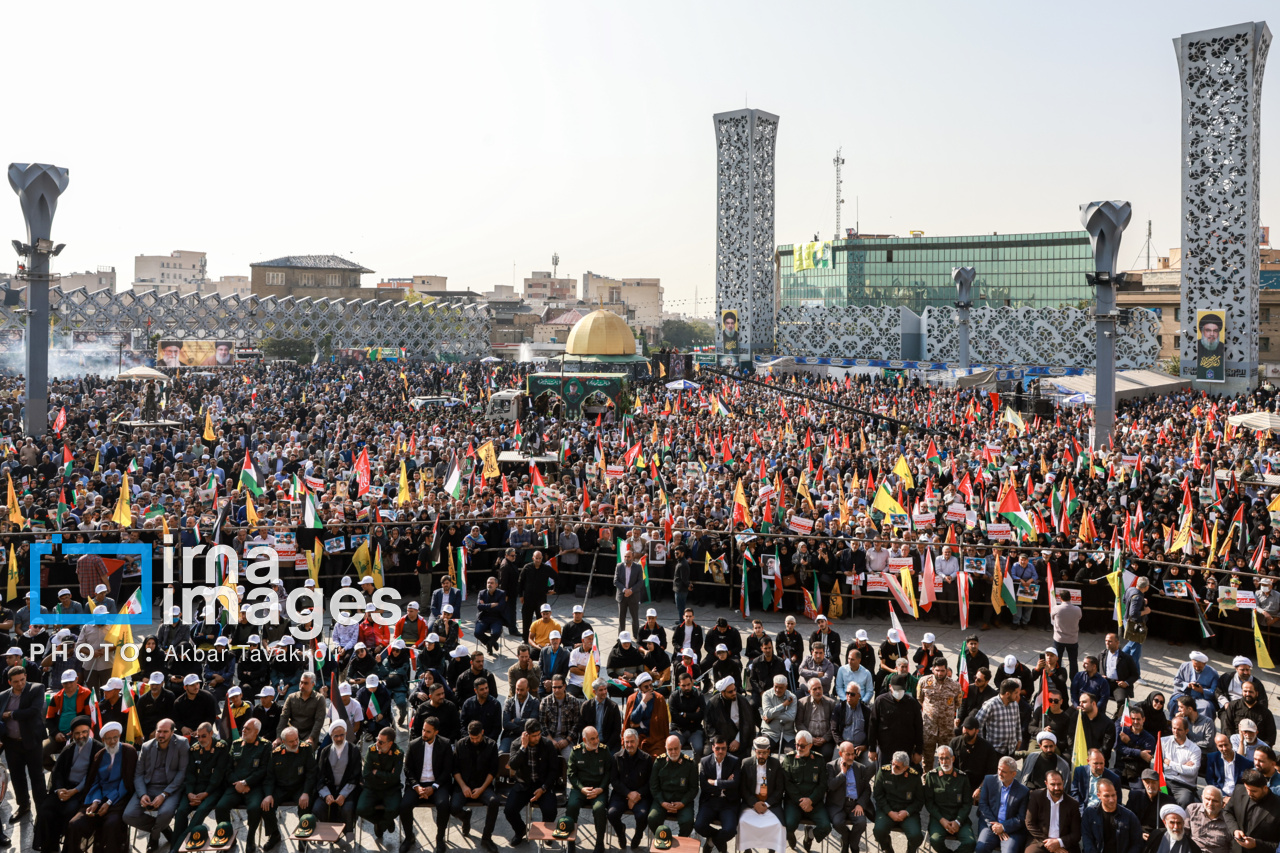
[844,767,859,800]
[998,783,1011,821]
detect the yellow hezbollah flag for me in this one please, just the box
[308,539,322,587]
[203,409,216,442]
[112,472,132,527]
[1072,703,1090,768]
[6,545,16,602]
[893,456,915,490]
[477,440,500,480]
[991,554,1005,615]
[6,473,24,529]
[900,566,919,619]
[872,485,907,518]
[1255,610,1275,669]
[583,644,599,691]
[398,460,412,507]
[371,544,385,589]
[245,492,260,526]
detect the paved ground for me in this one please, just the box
[14,590,1280,853]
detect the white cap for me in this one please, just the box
[391,638,406,650]
[582,630,594,638]
[3,647,20,657]
[681,648,696,658]
[887,629,899,642]
[646,608,657,617]
[549,631,561,640]
[426,633,440,643]
[330,719,347,733]
[360,576,374,585]
[636,672,653,685]
[339,683,352,696]
[149,672,164,685]
[60,671,77,683]
[304,579,316,588]
[1190,651,1209,663]
[407,601,419,610]
[53,629,73,642]
[572,605,584,613]
[443,604,454,614]
[364,604,377,612]
[1003,655,1018,671]
[816,615,828,622]
[57,588,71,597]
[92,605,108,615]
[619,632,633,643]
[341,577,352,587]
[1043,647,1059,656]
[183,674,200,686]
[715,676,735,692]
[259,686,276,698]
[248,634,261,645]
[365,674,380,688]
[923,633,936,644]
[171,606,181,615]
[215,637,230,647]
[715,643,728,653]
[645,635,661,645]
[228,686,242,697]
[540,603,551,612]
[106,677,124,691]
[279,636,295,646]
[94,584,108,594]
[856,630,869,641]
[1233,656,1252,667]
[354,642,367,651]
[100,722,123,737]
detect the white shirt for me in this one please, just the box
[1222,753,1238,795]
[756,762,767,793]
[420,738,436,784]
[1046,791,1062,840]
[729,700,739,727]
[1161,736,1201,786]
[714,758,724,782]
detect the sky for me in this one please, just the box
[3,2,1277,319]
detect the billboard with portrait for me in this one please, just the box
[0,330,23,352]
[720,310,740,355]
[1195,309,1225,383]
[156,340,237,367]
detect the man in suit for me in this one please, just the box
[65,721,138,853]
[795,678,839,761]
[976,757,1030,853]
[122,719,191,853]
[1024,769,1081,853]
[739,736,785,825]
[399,716,453,853]
[1071,749,1121,815]
[1098,632,1140,716]
[36,715,102,853]
[694,735,741,853]
[1080,779,1143,853]
[316,719,362,835]
[826,740,873,853]
[1206,733,1254,799]
[0,664,48,819]
[577,678,624,752]
[614,548,645,638]
[1224,770,1280,853]
[608,728,655,849]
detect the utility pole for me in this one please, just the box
[552,252,559,280]
[1146,219,1152,271]
[1081,200,1132,450]
[833,148,845,239]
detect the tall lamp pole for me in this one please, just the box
[9,164,69,439]
[1080,200,1131,450]
[952,267,976,370]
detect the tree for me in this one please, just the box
[261,337,315,362]
[660,319,714,349]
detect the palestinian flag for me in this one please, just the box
[62,447,73,478]
[997,487,1036,541]
[530,462,546,495]
[991,554,1017,615]
[1152,736,1169,793]
[770,548,782,611]
[453,546,468,600]
[239,450,264,496]
[226,694,240,741]
[56,490,70,529]
[1188,584,1215,639]
[442,456,464,500]
[302,492,324,529]
[925,438,941,465]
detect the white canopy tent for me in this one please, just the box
[1040,369,1186,402]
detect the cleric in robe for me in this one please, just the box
[1196,310,1225,383]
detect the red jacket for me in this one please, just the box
[358,619,389,650]
[393,615,429,646]
[46,684,93,735]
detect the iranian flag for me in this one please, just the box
[122,678,143,743]
[739,551,755,618]
[919,550,937,612]
[239,450,264,497]
[956,570,970,630]
[226,694,240,741]
[771,548,783,612]
[365,692,382,721]
[957,646,970,696]
[997,487,1036,541]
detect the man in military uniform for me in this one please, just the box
[565,725,616,853]
[215,718,271,853]
[922,745,975,853]
[260,725,316,850]
[872,751,924,853]
[917,658,963,771]
[357,728,404,842]
[173,721,231,838]
[648,735,697,836]
[782,730,832,851]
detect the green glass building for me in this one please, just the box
[777,231,1095,313]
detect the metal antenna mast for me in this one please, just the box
[833,147,845,239]
[1146,220,1152,271]
[552,252,559,279]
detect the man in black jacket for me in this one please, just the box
[948,716,999,793]
[505,719,560,846]
[316,719,361,835]
[517,551,555,642]
[608,728,654,849]
[670,671,707,755]
[36,715,101,853]
[747,638,787,709]
[704,678,759,760]
[399,717,453,853]
[695,736,741,853]
[450,720,500,853]
[577,679,624,752]
[826,741,874,853]
[867,673,924,766]
[0,664,48,819]
[1098,632,1140,716]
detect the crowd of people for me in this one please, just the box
[0,358,1274,853]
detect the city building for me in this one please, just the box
[60,267,116,291]
[208,276,251,298]
[133,250,207,294]
[775,231,1096,312]
[581,271,663,328]
[249,255,373,299]
[524,271,577,303]
[411,275,448,294]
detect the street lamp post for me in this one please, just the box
[952,267,976,370]
[8,163,70,439]
[1080,200,1132,450]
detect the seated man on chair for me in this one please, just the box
[566,725,616,853]
[399,717,452,853]
[649,734,698,837]
[695,735,741,853]
[36,715,101,853]
[122,718,190,853]
[923,744,973,853]
[506,719,561,846]
[827,740,874,853]
[975,756,1030,853]
[316,719,361,838]
[359,727,405,847]
[872,751,924,853]
[608,728,655,850]
[65,721,137,853]
[172,721,231,838]
[212,717,271,853]
[451,719,500,853]
[783,730,832,851]
[260,725,315,851]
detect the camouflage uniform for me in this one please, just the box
[915,674,963,770]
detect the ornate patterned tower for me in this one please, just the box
[714,109,778,361]
[1175,22,1270,392]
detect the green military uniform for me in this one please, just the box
[647,753,698,836]
[213,738,272,843]
[566,743,616,842]
[356,744,404,834]
[922,767,976,853]
[781,752,832,841]
[261,744,317,841]
[173,737,231,837]
[871,764,924,853]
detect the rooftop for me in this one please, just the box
[250,255,373,273]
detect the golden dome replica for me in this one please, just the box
[549,309,652,379]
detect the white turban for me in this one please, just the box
[99,722,123,737]
[1036,731,1057,745]
[715,676,735,692]
[330,720,347,733]
[1233,656,1252,668]
[1189,651,1209,663]
[1159,804,1187,821]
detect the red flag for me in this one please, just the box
[1041,671,1049,714]
[919,550,936,612]
[354,447,371,496]
[957,570,970,630]
[581,483,590,513]
[52,407,66,435]
[1153,735,1168,794]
